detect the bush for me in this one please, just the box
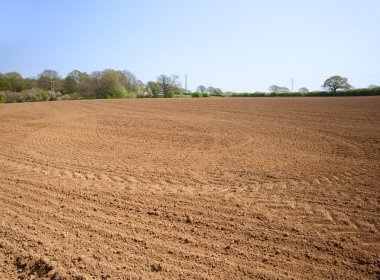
[192,92,202,98]
[57,94,72,101]
[39,90,49,101]
[48,91,62,101]
[106,86,136,99]
[69,92,84,100]
[4,91,18,103]
[202,92,210,98]
[166,91,175,98]
[230,92,266,97]
[137,92,152,98]
[304,87,380,97]
[0,92,4,103]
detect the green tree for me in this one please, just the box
[322,75,352,92]
[23,78,36,90]
[147,81,160,97]
[207,86,223,95]
[0,73,11,91]
[192,92,202,98]
[4,72,23,92]
[197,85,207,93]
[62,75,77,94]
[68,70,92,96]
[298,87,309,93]
[269,85,289,93]
[37,70,61,91]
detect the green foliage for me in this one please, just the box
[105,85,136,99]
[230,92,266,97]
[0,92,4,103]
[39,90,49,101]
[192,92,202,98]
[62,76,77,94]
[202,92,210,97]
[269,85,290,93]
[306,87,380,96]
[2,72,23,92]
[196,85,207,93]
[322,75,352,92]
[174,94,192,98]
[106,85,128,99]
[271,92,302,97]
[69,92,84,100]
[147,81,160,97]
[156,75,181,97]
[38,70,61,91]
[229,88,380,97]
[166,91,175,98]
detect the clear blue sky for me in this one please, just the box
[1,0,379,92]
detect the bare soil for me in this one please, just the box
[0,97,379,279]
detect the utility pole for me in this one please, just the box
[185,74,187,92]
[291,78,294,92]
[51,81,55,92]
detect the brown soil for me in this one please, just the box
[0,97,379,279]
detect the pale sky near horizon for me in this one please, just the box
[1,0,379,92]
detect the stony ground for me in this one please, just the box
[0,97,379,279]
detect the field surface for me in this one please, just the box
[0,97,379,279]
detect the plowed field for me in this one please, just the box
[0,97,379,279]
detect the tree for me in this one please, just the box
[67,70,91,95]
[269,85,289,93]
[62,75,77,94]
[146,81,160,97]
[4,72,24,92]
[368,84,380,89]
[196,85,207,93]
[156,75,181,98]
[322,75,352,92]
[269,85,280,93]
[23,78,36,90]
[206,86,223,96]
[38,70,61,91]
[0,73,11,91]
[298,87,309,93]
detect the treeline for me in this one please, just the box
[1,71,380,104]
[227,87,380,97]
[0,69,145,103]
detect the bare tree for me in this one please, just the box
[156,75,181,97]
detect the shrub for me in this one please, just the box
[107,85,128,99]
[0,92,4,103]
[137,92,152,98]
[192,92,202,98]
[202,92,210,98]
[229,92,266,97]
[39,90,49,101]
[166,91,175,98]
[48,91,62,101]
[106,86,136,99]
[57,94,72,101]
[69,92,84,100]
[4,91,19,103]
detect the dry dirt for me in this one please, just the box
[0,97,379,279]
